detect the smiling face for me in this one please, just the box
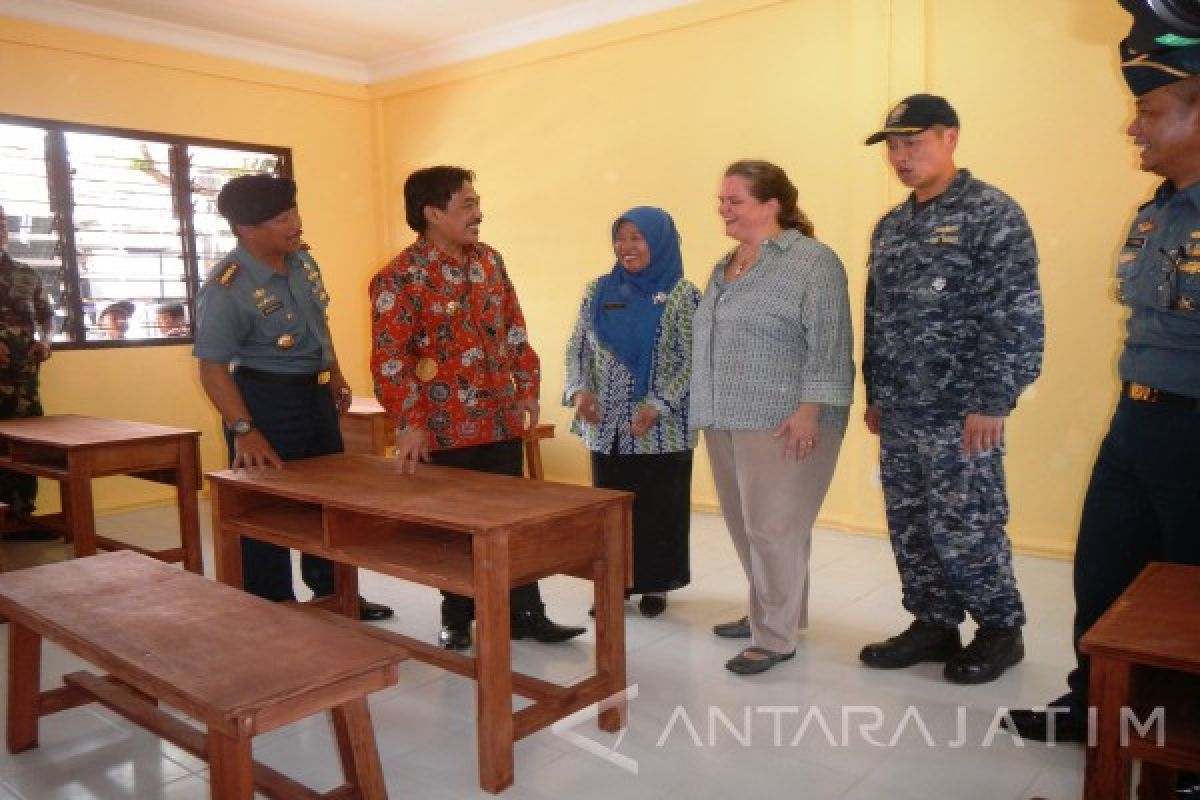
[717,175,780,244]
[237,206,303,260]
[425,181,482,254]
[613,220,651,273]
[885,127,958,201]
[1128,83,1200,186]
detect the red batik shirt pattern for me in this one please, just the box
[370,238,540,450]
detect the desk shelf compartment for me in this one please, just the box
[325,509,473,595]
[217,487,325,551]
[1126,666,1200,771]
[0,441,69,478]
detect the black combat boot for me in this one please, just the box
[859,620,962,668]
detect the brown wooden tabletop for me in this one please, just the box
[0,414,202,572]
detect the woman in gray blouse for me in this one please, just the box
[692,160,854,675]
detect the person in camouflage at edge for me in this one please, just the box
[0,205,56,520]
[857,95,1045,685]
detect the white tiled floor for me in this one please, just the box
[0,504,1084,799]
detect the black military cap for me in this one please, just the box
[864,94,960,145]
[216,174,297,226]
[1121,38,1200,97]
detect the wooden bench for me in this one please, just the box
[0,550,408,799]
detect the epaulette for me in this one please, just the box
[216,261,241,287]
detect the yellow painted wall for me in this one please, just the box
[0,17,380,511]
[370,0,1148,558]
[0,1,1154,558]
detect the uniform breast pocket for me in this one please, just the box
[895,272,960,310]
[1175,268,1200,312]
[259,308,306,348]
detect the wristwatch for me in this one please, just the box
[230,418,255,436]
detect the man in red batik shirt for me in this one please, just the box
[370,166,585,651]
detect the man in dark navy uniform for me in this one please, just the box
[1006,37,1200,775]
[193,174,392,621]
[859,95,1044,685]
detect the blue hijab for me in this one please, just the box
[592,206,683,400]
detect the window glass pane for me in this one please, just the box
[0,123,69,340]
[189,145,281,278]
[65,132,187,341]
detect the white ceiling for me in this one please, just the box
[0,0,696,83]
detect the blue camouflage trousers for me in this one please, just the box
[879,411,1026,629]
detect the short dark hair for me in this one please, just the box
[99,300,134,321]
[404,166,475,234]
[157,302,186,320]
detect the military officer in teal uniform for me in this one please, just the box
[193,174,392,621]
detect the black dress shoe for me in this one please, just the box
[860,620,961,668]
[358,599,395,622]
[638,594,667,618]
[1002,708,1086,743]
[1177,771,1200,797]
[943,626,1024,684]
[438,622,472,650]
[510,610,585,643]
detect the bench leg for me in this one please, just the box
[6,622,41,753]
[330,698,388,800]
[208,731,254,800]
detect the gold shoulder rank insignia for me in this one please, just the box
[216,262,241,287]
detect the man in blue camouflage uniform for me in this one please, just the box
[0,205,55,524]
[194,174,392,622]
[1007,35,1200,769]
[859,95,1044,685]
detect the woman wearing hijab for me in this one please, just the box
[565,206,700,617]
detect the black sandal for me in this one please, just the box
[725,646,795,675]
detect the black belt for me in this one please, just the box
[1123,381,1200,411]
[233,366,330,385]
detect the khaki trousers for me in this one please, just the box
[705,427,843,653]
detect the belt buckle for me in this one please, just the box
[317,370,331,385]
[1129,382,1159,402]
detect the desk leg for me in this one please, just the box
[63,452,97,558]
[175,436,203,574]
[1086,657,1134,800]
[1138,763,1177,800]
[474,532,514,793]
[211,486,244,589]
[595,504,629,733]
[330,698,388,800]
[6,622,41,753]
[208,732,254,800]
[334,562,359,618]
